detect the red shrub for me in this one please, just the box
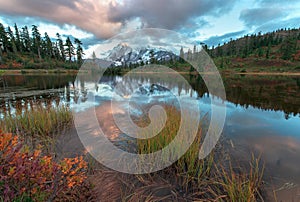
[0,131,87,201]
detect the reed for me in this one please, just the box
[0,105,72,141]
[120,106,265,201]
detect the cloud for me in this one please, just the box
[239,8,287,28]
[80,36,102,49]
[255,17,300,33]
[203,30,245,46]
[0,0,237,39]
[108,0,236,30]
[258,0,300,6]
[0,0,122,39]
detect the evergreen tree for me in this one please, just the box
[56,33,65,61]
[193,45,197,54]
[149,49,156,64]
[179,47,184,63]
[92,51,96,61]
[281,36,297,60]
[65,37,74,62]
[7,26,17,54]
[21,26,31,52]
[14,23,22,52]
[266,43,271,59]
[216,43,223,57]
[258,46,263,57]
[74,38,84,64]
[31,25,41,59]
[187,49,192,60]
[0,23,9,53]
[220,57,224,69]
[44,32,53,58]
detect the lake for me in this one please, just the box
[1,73,300,200]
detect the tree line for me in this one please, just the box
[205,27,300,61]
[0,23,84,69]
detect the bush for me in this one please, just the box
[0,131,87,201]
[16,57,23,64]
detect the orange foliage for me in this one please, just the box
[0,130,88,201]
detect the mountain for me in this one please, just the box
[101,43,178,67]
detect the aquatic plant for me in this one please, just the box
[118,106,265,201]
[0,105,72,143]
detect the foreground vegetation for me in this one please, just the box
[0,131,91,201]
[0,105,97,201]
[0,104,265,201]
[0,105,72,147]
[116,106,265,201]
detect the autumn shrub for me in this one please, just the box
[0,131,87,202]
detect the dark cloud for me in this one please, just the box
[178,18,209,39]
[239,8,287,28]
[0,0,238,39]
[203,30,245,46]
[108,0,237,30]
[81,36,102,49]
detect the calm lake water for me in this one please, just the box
[1,73,300,199]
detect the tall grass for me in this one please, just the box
[118,105,265,201]
[0,105,72,145]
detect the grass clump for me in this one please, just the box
[212,155,265,201]
[0,105,72,143]
[118,105,265,201]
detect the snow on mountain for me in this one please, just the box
[100,43,178,67]
[106,43,133,62]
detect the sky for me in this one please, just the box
[0,0,299,54]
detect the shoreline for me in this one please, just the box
[0,69,83,75]
[1,69,300,76]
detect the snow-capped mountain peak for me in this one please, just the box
[101,43,178,67]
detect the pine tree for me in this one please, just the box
[44,32,53,58]
[187,49,192,60]
[149,49,155,64]
[7,26,17,54]
[216,44,223,57]
[193,45,197,54]
[56,33,65,61]
[0,24,3,64]
[65,37,74,62]
[92,51,96,61]
[220,57,224,69]
[281,36,297,60]
[179,47,184,63]
[14,23,22,52]
[21,26,31,52]
[258,46,263,57]
[266,43,271,59]
[0,23,9,53]
[31,25,41,59]
[74,38,84,64]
